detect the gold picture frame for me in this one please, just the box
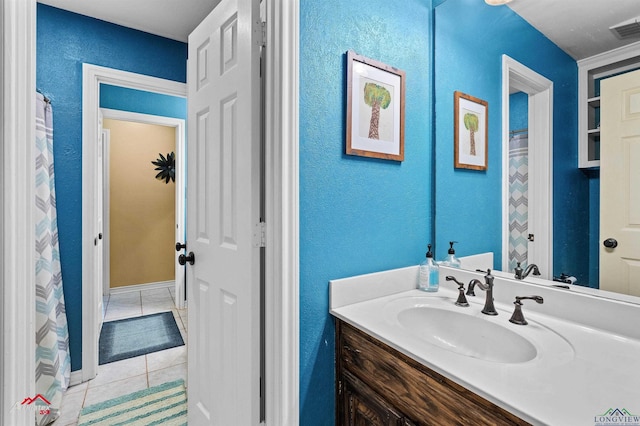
[346,51,405,161]
[454,91,488,170]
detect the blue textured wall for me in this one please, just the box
[36,4,187,371]
[509,92,528,131]
[101,85,186,119]
[300,0,433,423]
[434,0,589,283]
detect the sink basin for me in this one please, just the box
[397,306,537,363]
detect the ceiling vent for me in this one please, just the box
[610,17,640,40]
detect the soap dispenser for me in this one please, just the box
[441,241,461,268]
[419,244,439,292]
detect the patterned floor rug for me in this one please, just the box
[77,379,187,425]
[99,311,184,365]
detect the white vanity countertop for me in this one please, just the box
[330,266,640,426]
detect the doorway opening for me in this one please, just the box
[3,2,300,423]
[101,109,186,304]
[507,97,529,272]
[501,55,554,279]
[82,64,187,382]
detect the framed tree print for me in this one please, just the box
[454,91,488,170]
[346,51,405,161]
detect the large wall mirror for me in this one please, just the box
[434,0,638,298]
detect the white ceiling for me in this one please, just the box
[37,0,219,42]
[38,0,640,59]
[507,0,640,60]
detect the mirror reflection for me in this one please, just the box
[434,0,640,297]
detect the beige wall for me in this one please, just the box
[104,119,176,288]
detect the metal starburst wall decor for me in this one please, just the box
[151,152,175,183]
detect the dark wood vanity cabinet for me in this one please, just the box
[335,319,530,426]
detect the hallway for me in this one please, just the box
[52,287,187,426]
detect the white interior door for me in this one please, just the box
[186,0,262,424]
[600,68,640,296]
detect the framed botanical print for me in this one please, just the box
[346,51,405,161]
[454,91,488,170]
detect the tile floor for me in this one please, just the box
[52,287,187,426]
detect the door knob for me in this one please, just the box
[176,242,187,251]
[178,252,195,265]
[603,238,618,248]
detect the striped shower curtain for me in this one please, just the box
[35,92,71,425]
[508,132,529,272]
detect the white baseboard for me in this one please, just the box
[69,370,83,387]
[109,280,174,295]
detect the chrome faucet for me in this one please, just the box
[466,279,480,296]
[509,296,544,325]
[469,269,498,316]
[514,262,541,280]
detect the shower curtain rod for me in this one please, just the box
[509,128,528,135]
[36,88,51,103]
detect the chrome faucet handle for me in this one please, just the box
[446,276,469,307]
[509,296,544,325]
[514,262,523,279]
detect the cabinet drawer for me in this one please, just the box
[337,320,529,426]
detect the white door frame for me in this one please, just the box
[3,0,299,424]
[82,64,186,382]
[263,1,300,423]
[100,108,187,307]
[1,1,36,424]
[501,55,554,279]
[101,128,111,297]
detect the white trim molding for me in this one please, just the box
[1,0,36,425]
[82,64,187,382]
[101,127,111,297]
[501,55,553,279]
[108,280,175,295]
[69,370,84,387]
[264,0,300,424]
